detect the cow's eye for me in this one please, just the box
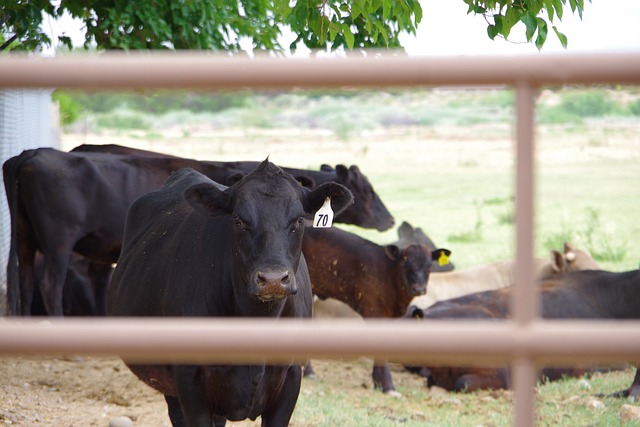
[291,217,305,232]
[234,215,246,230]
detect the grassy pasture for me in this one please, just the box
[59,87,640,426]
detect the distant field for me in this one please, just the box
[62,87,640,272]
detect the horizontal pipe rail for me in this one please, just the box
[1,51,638,426]
[1,52,640,90]
[1,318,639,366]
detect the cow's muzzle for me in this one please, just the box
[410,283,427,297]
[254,269,297,301]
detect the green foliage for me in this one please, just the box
[537,88,626,124]
[629,99,640,116]
[62,90,249,115]
[559,90,616,117]
[582,208,628,263]
[1,1,585,53]
[542,207,628,265]
[536,105,583,124]
[465,0,591,49]
[94,112,150,130]
[1,0,421,53]
[52,90,80,126]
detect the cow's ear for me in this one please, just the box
[432,249,452,266]
[563,241,574,254]
[550,249,565,272]
[183,183,231,216]
[305,182,353,217]
[226,173,245,186]
[294,175,315,189]
[384,245,402,261]
[334,164,349,181]
[397,221,414,239]
[320,164,334,172]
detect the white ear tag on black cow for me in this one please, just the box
[313,197,334,228]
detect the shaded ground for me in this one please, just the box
[0,355,428,427]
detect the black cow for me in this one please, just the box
[73,145,395,232]
[30,252,109,316]
[108,162,353,426]
[2,147,243,316]
[209,160,395,232]
[406,269,640,392]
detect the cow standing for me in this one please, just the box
[108,162,353,426]
[2,147,244,316]
[302,224,450,394]
[4,145,390,317]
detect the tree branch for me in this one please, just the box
[0,33,18,51]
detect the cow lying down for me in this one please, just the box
[409,242,599,310]
[406,268,640,393]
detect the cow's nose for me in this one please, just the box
[255,269,296,301]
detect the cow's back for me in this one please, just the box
[109,169,232,317]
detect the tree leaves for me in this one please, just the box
[466,0,590,50]
[0,0,586,52]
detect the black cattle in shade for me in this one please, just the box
[108,163,353,426]
[302,224,450,395]
[2,147,243,316]
[72,144,394,231]
[209,160,395,232]
[406,269,640,392]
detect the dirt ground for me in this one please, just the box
[0,355,428,427]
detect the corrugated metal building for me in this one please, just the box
[0,89,58,315]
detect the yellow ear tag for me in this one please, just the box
[313,197,334,228]
[438,251,449,266]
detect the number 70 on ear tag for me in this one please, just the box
[313,197,334,228]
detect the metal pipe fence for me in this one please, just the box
[1,51,640,427]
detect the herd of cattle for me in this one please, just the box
[2,144,639,426]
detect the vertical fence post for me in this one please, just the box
[512,80,538,427]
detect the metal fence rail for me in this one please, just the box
[1,51,639,427]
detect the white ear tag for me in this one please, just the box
[313,197,334,228]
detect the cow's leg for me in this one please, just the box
[88,261,112,316]
[261,365,301,427]
[164,395,187,427]
[173,365,214,427]
[38,251,72,316]
[610,367,640,398]
[372,361,399,395]
[303,360,317,378]
[15,234,37,316]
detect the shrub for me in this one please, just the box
[558,90,616,117]
[95,113,150,130]
[52,91,80,126]
[628,99,640,116]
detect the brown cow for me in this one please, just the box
[302,223,450,395]
[406,268,640,393]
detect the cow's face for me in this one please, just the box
[185,160,353,306]
[331,164,395,232]
[385,244,431,297]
